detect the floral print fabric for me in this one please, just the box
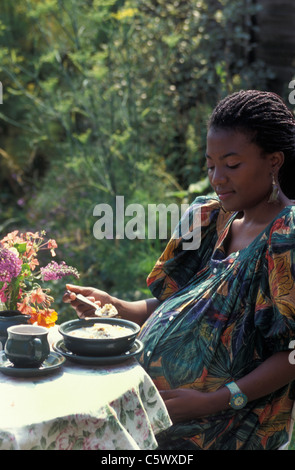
[0,361,171,450]
[138,196,295,450]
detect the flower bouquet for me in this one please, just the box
[0,230,79,327]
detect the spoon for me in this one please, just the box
[66,291,118,317]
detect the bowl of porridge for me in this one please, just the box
[58,317,140,356]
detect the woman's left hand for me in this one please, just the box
[159,389,211,423]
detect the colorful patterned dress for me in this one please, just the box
[138,196,295,450]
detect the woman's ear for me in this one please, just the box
[269,151,285,172]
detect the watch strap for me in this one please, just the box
[225,381,241,395]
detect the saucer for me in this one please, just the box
[53,338,144,365]
[0,351,66,377]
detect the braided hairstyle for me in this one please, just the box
[208,90,295,199]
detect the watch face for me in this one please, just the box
[230,393,247,410]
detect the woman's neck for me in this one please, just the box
[224,194,292,256]
[240,188,291,225]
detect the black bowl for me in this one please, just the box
[58,317,140,357]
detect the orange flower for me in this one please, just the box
[28,257,39,271]
[25,242,37,260]
[25,231,40,239]
[30,287,46,304]
[48,239,57,249]
[17,297,33,315]
[29,309,58,328]
[47,239,58,256]
[1,230,22,244]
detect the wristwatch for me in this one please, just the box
[225,381,248,410]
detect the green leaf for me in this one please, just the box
[146,400,157,408]
[48,419,68,437]
[147,386,157,398]
[162,34,182,48]
[14,242,27,254]
[47,441,57,450]
[120,407,127,426]
[21,263,31,274]
[108,415,120,434]
[72,437,85,450]
[95,422,107,438]
[40,436,46,449]
[126,409,134,421]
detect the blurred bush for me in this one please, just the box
[0,0,273,322]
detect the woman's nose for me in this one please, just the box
[210,167,227,185]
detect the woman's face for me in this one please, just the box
[206,127,275,213]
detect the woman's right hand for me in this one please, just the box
[63,284,113,319]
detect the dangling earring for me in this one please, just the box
[268,173,280,204]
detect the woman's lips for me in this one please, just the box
[217,191,235,201]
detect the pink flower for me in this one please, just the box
[41,261,79,281]
[0,229,79,327]
[0,248,22,282]
[0,283,7,302]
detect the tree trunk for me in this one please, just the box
[256,0,295,96]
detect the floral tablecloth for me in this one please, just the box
[0,351,172,450]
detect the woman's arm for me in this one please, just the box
[113,297,160,325]
[63,284,160,326]
[160,350,295,423]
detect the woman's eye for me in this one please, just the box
[227,163,240,169]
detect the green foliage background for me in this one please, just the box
[0,0,276,322]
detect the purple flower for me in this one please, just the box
[0,248,22,283]
[40,261,79,281]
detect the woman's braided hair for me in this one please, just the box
[208,90,295,199]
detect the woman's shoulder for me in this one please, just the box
[189,195,234,234]
[270,204,295,231]
[190,194,220,208]
[267,203,295,248]
[189,195,221,222]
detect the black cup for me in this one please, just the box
[5,325,50,368]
